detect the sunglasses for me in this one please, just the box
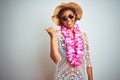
[61,14,75,21]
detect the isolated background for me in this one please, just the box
[0,0,120,80]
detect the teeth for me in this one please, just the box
[68,22,72,25]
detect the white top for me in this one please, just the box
[54,30,92,80]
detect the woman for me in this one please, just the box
[45,2,93,80]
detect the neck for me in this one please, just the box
[69,27,74,31]
[66,25,74,31]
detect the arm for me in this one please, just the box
[50,37,60,64]
[87,67,93,80]
[45,27,61,64]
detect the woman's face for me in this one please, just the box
[60,10,76,30]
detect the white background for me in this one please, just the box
[0,0,120,80]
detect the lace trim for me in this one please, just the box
[82,32,92,67]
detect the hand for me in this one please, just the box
[45,27,56,38]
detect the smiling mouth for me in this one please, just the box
[67,21,72,25]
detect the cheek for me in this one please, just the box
[59,19,63,25]
[60,19,66,25]
[62,22,67,26]
[72,16,76,22]
[73,18,76,23]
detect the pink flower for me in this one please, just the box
[60,24,85,67]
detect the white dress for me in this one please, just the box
[54,30,92,80]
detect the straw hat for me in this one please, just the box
[52,2,83,26]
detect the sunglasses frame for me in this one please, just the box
[61,14,75,21]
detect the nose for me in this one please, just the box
[66,17,71,21]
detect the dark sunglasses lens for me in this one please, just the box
[69,14,74,19]
[61,16,67,21]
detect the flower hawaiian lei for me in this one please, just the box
[60,24,85,66]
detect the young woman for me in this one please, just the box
[45,2,93,80]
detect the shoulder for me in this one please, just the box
[55,30,60,35]
[56,30,60,33]
[55,30,62,39]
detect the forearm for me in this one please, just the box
[87,67,93,80]
[50,37,60,64]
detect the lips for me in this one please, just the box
[67,21,72,25]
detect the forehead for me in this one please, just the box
[61,10,74,16]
